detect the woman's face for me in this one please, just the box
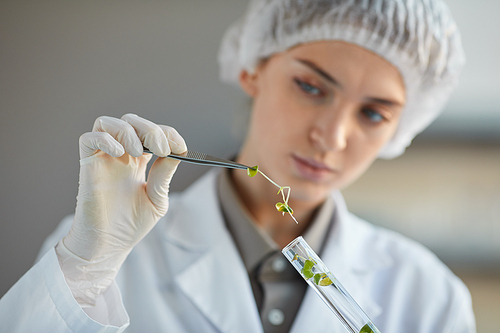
[238,41,405,204]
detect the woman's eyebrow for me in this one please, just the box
[365,97,404,108]
[296,59,342,88]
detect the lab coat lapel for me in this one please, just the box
[175,236,263,333]
[291,191,388,332]
[165,170,263,333]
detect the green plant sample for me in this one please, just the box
[292,255,333,287]
[247,165,297,224]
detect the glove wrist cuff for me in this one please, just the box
[55,239,130,307]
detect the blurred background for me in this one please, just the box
[0,0,498,330]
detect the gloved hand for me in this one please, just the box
[56,114,187,306]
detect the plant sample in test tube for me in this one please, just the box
[247,166,381,333]
[283,237,381,333]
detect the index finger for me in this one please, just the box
[121,114,170,157]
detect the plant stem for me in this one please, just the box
[256,169,298,224]
[256,169,281,189]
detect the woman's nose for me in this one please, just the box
[309,109,350,152]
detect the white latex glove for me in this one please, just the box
[57,114,186,306]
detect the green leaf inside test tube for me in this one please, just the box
[301,259,315,279]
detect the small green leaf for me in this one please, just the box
[302,269,314,279]
[275,202,293,214]
[303,260,315,271]
[359,323,375,333]
[247,166,259,177]
[312,273,332,286]
[318,276,332,286]
[301,259,315,279]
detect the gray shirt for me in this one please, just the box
[217,169,335,332]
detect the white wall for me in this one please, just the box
[431,0,500,137]
[343,142,500,268]
[444,0,500,117]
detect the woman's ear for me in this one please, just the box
[239,70,259,97]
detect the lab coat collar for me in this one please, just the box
[328,190,394,274]
[163,170,264,333]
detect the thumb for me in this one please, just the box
[146,157,180,216]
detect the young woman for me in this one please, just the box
[0,0,475,332]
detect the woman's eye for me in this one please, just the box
[362,108,385,123]
[294,79,322,96]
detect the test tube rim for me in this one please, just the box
[282,236,304,253]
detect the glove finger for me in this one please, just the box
[158,125,187,154]
[92,116,144,157]
[146,157,180,215]
[79,132,125,159]
[121,114,170,157]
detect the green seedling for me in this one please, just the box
[301,259,315,279]
[247,165,259,177]
[275,202,293,214]
[246,166,297,224]
[318,275,332,286]
[293,255,333,287]
[313,273,322,285]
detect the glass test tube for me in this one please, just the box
[282,236,381,333]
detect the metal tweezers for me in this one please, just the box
[143,147,254,171]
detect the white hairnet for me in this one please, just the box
[218,0,465,158]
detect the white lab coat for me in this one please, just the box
[0,170,476,332]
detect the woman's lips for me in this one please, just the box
[291,154,336,181]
